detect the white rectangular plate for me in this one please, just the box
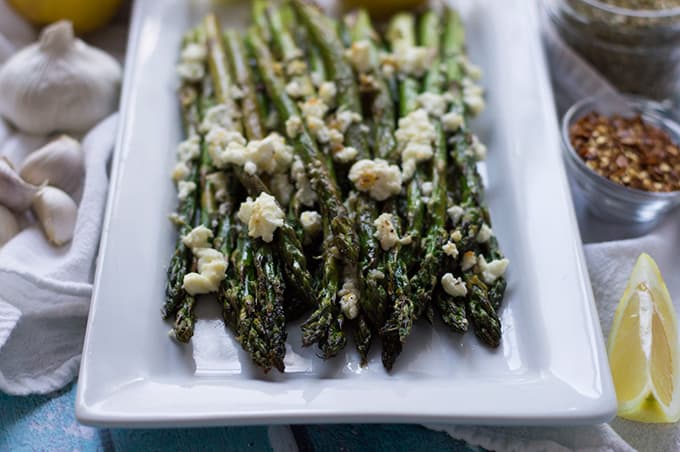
[76,0,617,427]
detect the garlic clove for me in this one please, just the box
[0,204,19,247]
[31,186,77,246]
[19,135,84,194]
[0,157,40,211]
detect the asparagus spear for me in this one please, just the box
[442,9,501,347]
[163,32,203,319]
[247,29,357,267]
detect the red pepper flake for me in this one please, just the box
[569,112,680,192]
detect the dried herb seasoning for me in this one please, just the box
[546,0,680,100]
[570,111,680,192]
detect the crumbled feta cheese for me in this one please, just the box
[476,223,493,243]
[334,146,358,163]
[394,46,435,77]
[177,180,196,200]
[291,157,317,206]
[417,92,448,117]
[231,85,244,100]
[182,225,212,249]
[459,55,483,80]
[334,109,362,133]
[245,132,294,174]
[172,161,190,182]
[181,43,207,63]
[470,135,487,161]
[270,173,293,207]
[450,229,463,242]
[396,109,436,180]
[348,159,402,201]
[177,135,201,162]
[200,104,240,133]
[328,129,344,150]
[461,251,477,271]
[205,127,247,168]
[244,161,257,175]
[300,211,322,237]
[399,235,413,246]
[286,59,307,76]
[300,98,329,119]
[368,269,385,280]
[373,213,400,251]
[310,71,323,87]
[442,241,459,258]
[421,181,433,196]
[318,81,337,105]
[464,94,485,117]
[168,212,183,226]
[478,255,509,284]
[441,273,467,297]
[338,279,360,320]
[183,248,227,295]
[447,205,464,225]
[237,193,285,243]
[176,61,204,82]
[181,226,228,294]
[442,111,464,132]
[307,117,330,143]
[286,80,305,99]
[286,116,303,138]
[346,40,373,73]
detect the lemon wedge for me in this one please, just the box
[608,253,680,423]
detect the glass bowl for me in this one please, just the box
[545,0,680,100]
[562,93,680,225]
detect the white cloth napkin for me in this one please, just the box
[0,115,117,395]
[0,2,123,395]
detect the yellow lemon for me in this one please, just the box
[8,0,123,34]
[608,253,680,423]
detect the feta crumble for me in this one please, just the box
[334,109,362,133]
[270,173,293,207]
[477,255,509,284]
[338,279,360,320]
[334,146,358,163]
[286,116,303,138]
[373,213,400,251]
[346,40,374,73]
[417,92,448,117]
[396,109,436,180]
[181,225,227,295]
[300,98,329,119]
[470,135,487,161]
[441,273,467,297]
[450,229,463,242]
[476,223,493,243]
[177,135,201,162]
[442,111,464,132]
[447,205,464,225]
[172,161,190,182]
[461,251,477,271]
[176,62,204,82]
[237,193,285,243]
[177,180,196,200]
[300,210,322,237]
[421,181,433,196]
[318,81,337,105]
[442,241,459,258]
[181,43,207,63]
[394,46,435,77]
[200,104,240,133]
[368,269,385,280]
[348,159,402,201]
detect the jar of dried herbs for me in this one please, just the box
[545,0,680,101]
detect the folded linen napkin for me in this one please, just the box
[0,114,117,395]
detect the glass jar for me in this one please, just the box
[545,0,680,101]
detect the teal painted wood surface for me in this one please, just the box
[0,384,481,451]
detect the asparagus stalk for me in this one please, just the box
[443,9,501,347]
[247,29,358,267]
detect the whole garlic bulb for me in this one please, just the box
[0,157,40,211]
[32,186,78,246]
[0,204,19,247]
[0,20,122,135]
[20,135,84,194]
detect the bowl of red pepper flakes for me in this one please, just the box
[562,94,680,224]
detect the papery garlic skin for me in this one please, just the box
[19,135,84,194]
[0,157,39,211]
[0,21,122,134]
[0,204,19,247]
[31,186,78,246]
